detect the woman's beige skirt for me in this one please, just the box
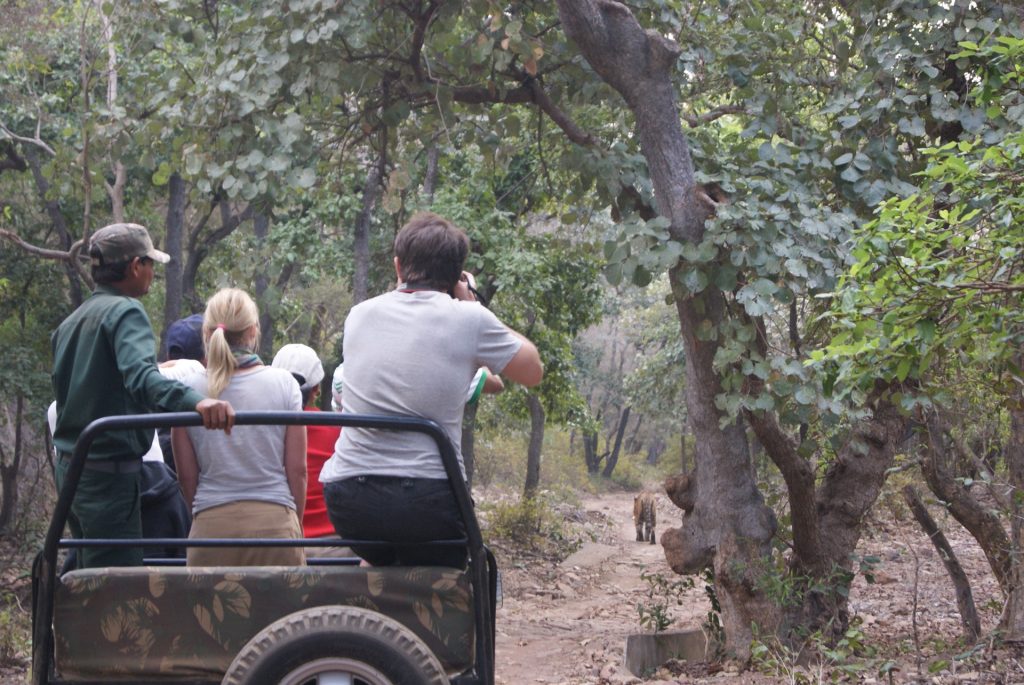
[187,500,305,566]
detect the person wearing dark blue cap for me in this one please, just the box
[165,313,205,362]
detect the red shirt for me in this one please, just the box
[302,407,341,537]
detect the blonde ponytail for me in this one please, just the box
[202,288,260,399]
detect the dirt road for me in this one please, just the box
[491,489,1006,685]
[494,491,712,684]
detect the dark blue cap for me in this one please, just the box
[166,314,205,361]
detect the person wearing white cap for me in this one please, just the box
[272,344,340,540]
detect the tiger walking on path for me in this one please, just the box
[633,492,656,544]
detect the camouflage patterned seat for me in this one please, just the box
[53,565,475,682]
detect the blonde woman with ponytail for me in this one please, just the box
[171,288,307,566]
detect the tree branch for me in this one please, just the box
[0,119,56,157]
[393,2,600,149]
[744,407,824,574]
[0,230,93,288]
[525,77,595,146]
[682,104,746,128]
[0,230,81,261]
[406,0,441,83]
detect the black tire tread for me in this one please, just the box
[222,605,447,685]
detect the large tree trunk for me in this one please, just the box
[523,393,545,498]
[160,172,187,357]
[807,399,908,637]
[556,1,777,655]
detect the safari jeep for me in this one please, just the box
[32,411,496,685]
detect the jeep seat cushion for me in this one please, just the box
[53,565,474,681]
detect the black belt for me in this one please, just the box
[58,453,142,474]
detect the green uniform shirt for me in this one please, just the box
[51,285,205,460]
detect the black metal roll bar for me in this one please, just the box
[32,411,494,685]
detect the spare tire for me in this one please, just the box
[222,605,448,685]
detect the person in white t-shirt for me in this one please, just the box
[320,212,542,567]
[171,288,307,566]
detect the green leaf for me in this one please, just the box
[895,357,912,382]
[605,262,623,286]
[795,386,815,405]
[681,268,708,294]
[915,319,936,343]
[294,167,316,189]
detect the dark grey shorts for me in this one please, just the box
[323,475,468,568]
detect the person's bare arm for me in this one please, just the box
[501,332,543,387]
[284,425,308,520]
[171,427,199,511]
[455,271,542,386]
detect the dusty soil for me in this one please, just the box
[491,489,1017,685]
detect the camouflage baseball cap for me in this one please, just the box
[90,223,170,265]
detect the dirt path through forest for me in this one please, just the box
[491,488,1008,684]
[494,490,713,684]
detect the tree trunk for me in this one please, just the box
[523,393,545,498]
[461,401,478,489]
[601,406,630,478]
[556,2,777,655]
[253,212,276,355]
[999,390,1024,640]
[626,413,644,454]
[160,172,187,358]
[583,427,602,474]
[902,484,980,642]
[922,412,1011,591]
[0,393,25,534]
[423,144,440,204]
[183,202,252,311]
[805,399,908,639]
[24,147,83,307]
[646,434,665,466]
[353,163,382,304]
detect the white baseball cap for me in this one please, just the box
[271,344,325,390]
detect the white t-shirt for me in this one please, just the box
[320,289,522,482]
[181,366,302,514]
[45,358,204,463]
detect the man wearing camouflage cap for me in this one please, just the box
[51,223,235,568]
